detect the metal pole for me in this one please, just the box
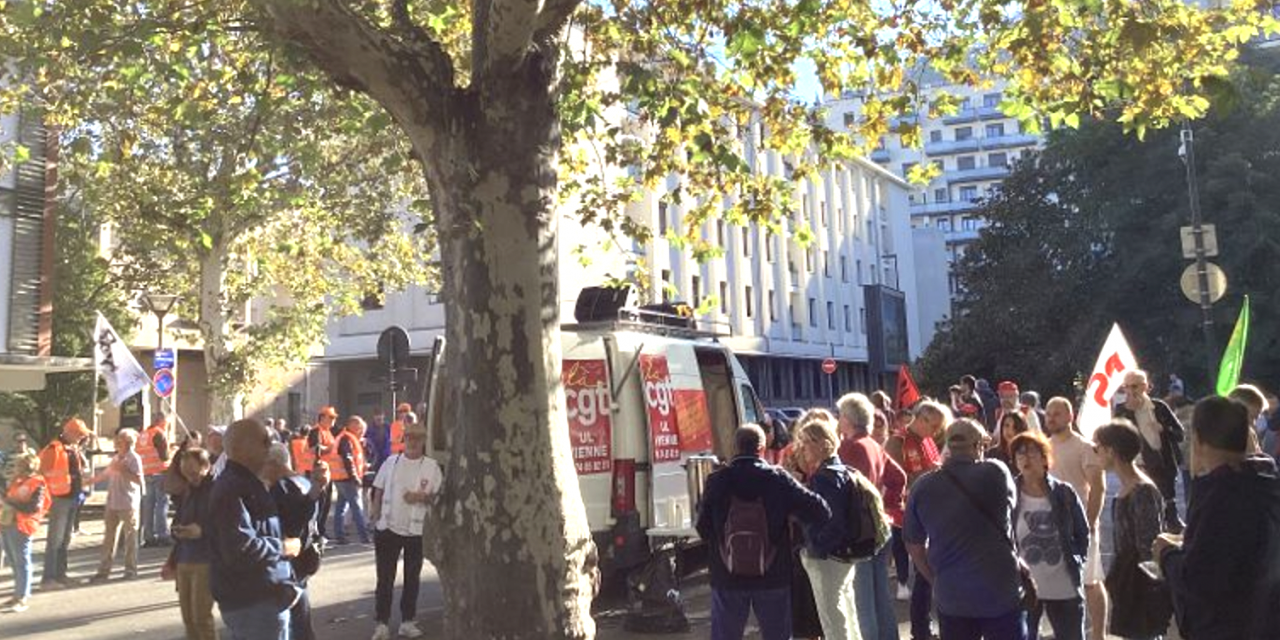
[1181,122,1216,383]
[155,310,166,422]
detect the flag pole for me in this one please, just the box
[91,313,101,440]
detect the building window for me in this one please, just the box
[719,281,728,313]
[789,299,798,326]
[766,232,775,262]
[861,308,868,334]
[901,161,917,176]
[983,92,1002,108]
[658,202,668,235]
[929,130,943,143]
[932,160,944,173]
[836,206,844,231]
[768,290,776,320]
[742,227,751,256]
[934,187,948,203]
[985,122,1005,138]
[661,269,672,302]
[840,255,848,282]
[989,152,1008,168]
[937,217,953,232]
[959,96,972,110]
[962,217,980,231]
[823,251,830,278]
[692,275,701,307]
[844,305,852,332]
[959,185,978,201]
[957,155,976,170]
[820,202,827,226]
[856,259,863,284]
[716,220,725,245]
[808,298,817,327]
[806,248,815,272]
[843,112,856,127]
[745,286,754,318]
[955,126,973,141]
[794,364,805,398]
[826,301,835,329]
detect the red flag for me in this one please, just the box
[896,364,921,410]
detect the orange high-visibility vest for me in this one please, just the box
[389,420,405,455]
[135,425,168,476]
[290,436,315,473]
[38,441,73,498]
[328,431,366,482]
[6,476,51,536]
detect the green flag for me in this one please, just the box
[1216,295,1251,396]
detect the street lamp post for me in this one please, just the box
[1179,123,1217,383]
[141,293,179,420]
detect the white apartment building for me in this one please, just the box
[824,78,1045,337]
[297,136,923,420]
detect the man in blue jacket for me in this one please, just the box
[210,418,302,640]
[695,424,830,640]
[1155,396,1280,640]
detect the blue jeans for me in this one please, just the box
[41,496,79,582]
[1030,598,1083,640]
[855,546,901,640]
[332,480,368,542]
[910,572,934,640]
[141,474,171,544]
[711,586,792,640]
[2,526,33,600]
[938,608,1027,640]
[222,601,291,640]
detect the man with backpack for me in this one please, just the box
[696,424,831,640]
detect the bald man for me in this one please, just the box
[209,419,301,640]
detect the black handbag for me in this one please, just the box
[1105,550,1172,638]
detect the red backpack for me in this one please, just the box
[721,495,777,577]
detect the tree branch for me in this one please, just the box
[532,0,582,45]
[476,0,540,79]
[252,0,456,140]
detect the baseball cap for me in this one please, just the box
[946,419,989,453]
[397,403,412,413]
[318,406,338,418]
[997,380,1019,394]
[207,425,227,437]
[62,417,90,439]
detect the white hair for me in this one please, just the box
[837,392,876,432]
[116,428,138,446]
[266,442,292,469]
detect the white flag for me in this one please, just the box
[1078,323,1140,438]
[94,313,150,406]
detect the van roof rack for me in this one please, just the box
[563,306,732,340]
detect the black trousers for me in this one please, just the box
[316,482,333,539]
[290,581,315,640]
[374,528,424,624]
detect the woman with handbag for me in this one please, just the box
[1094,420,1172,640]
[1010,432,1089,640]
[166,448,217,640]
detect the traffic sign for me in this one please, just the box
[377,326,412,369]
[153,368,176,398]
[154,347,176,370]
[1180,224,1218,259]
[822,358,838,375]
[1180,262,1227,305]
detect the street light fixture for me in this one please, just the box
[141,292,179,352]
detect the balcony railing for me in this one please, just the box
[946,165,1011,184]
[924,138,980,156]
[909,199,979,216]
[941,105,1006,125]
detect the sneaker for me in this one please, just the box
[38,581,63,592]
[7,599,28,613]
[122,570,139,580]
[88,573,110,585]
[371,623,391,640]
[398,620,423,638]
[896,582,910,600]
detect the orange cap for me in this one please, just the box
[319,406,338,418]
[62,417,90,439]
[396,403,412,413]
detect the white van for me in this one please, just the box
[419,305,767,579]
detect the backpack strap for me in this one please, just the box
[939,466,1015,552]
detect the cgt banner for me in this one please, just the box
[1078,323,1139,438]
[640,354,682,463]
[564,359,612,475]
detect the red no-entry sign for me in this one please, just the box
[822,358,837,375]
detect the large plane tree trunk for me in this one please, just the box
[256,2,597,636]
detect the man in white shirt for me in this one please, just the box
[1045,397,1108,640]
[368,417,442,640]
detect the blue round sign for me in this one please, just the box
[154,368,176,398]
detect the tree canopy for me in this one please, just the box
[918,50,1280,400]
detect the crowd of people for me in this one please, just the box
[0,404,443,640]
[697,371,1280,640]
